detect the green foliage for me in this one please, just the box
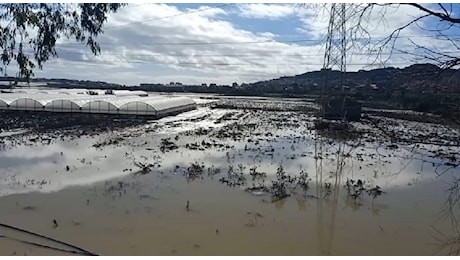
[0,3,125,81]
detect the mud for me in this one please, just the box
[0,96,459,255]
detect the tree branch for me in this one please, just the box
[406,3,460,23]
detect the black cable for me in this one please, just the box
[0,222,98,256]
[0,234,96,256]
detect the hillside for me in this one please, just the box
[248,63,460,94]
[1,63,460,96]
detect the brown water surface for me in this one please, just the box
[0,105,458,255]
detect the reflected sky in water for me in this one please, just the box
[0,106,458,199]
[0,104,459,255]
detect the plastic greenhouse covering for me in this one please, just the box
[0,91,197,117]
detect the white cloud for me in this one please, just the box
[293,4,455,69]
[236,4,297,20]
[34,3,325,85]
[23,3,460,86]
[256,32,277,38]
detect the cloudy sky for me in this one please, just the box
[25,3,460,86]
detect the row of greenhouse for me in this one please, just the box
[0,93,197,117]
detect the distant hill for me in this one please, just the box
[0,76,123,89]
[247,63,460,94]
[1,63,459,95]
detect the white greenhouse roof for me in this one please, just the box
[93,95,144,108]
[112,90,148,96]
[0,90,196,116]
[139,97,196,111]
[46,95,116,107]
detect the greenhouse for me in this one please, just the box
[81,95,142,114]
[0,91,197,118]
[9,97,46,110]
[45,95,108,113]
[57,89,87,95]
[111,90,148,97]
[119,97,197,116]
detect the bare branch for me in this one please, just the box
[406,3,460,23]
[438,3,449,17]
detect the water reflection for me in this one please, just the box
[0,136,135,196]
[0,105,460,255]
[432,176,460,255]
[0,153,58,168]
[314,136,348,255]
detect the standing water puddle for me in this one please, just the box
[0,102,459,255]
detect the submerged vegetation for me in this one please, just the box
[0,95,459,255]
[345,178,383,200]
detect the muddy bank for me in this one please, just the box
[364,107,460,132]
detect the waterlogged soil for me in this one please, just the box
[0,99,459,256]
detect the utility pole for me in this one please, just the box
[320,3,347,120]
[323,3,347,92]
[316,3,347,255]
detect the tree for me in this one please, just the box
[340,4,460,254]
[0,3,125,82]
[341,3,460,69]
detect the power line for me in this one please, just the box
[55,35,460,48]
[100,3,460,43]
[57,38,322,47]
[104,3,233,30]
[28,49,460,58]
[51,57,426,67]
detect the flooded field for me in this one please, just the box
[0,96,459,255]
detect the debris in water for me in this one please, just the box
[133,161,154,175]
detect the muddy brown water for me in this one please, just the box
[0,174,454,255]
[0,107,459,255]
